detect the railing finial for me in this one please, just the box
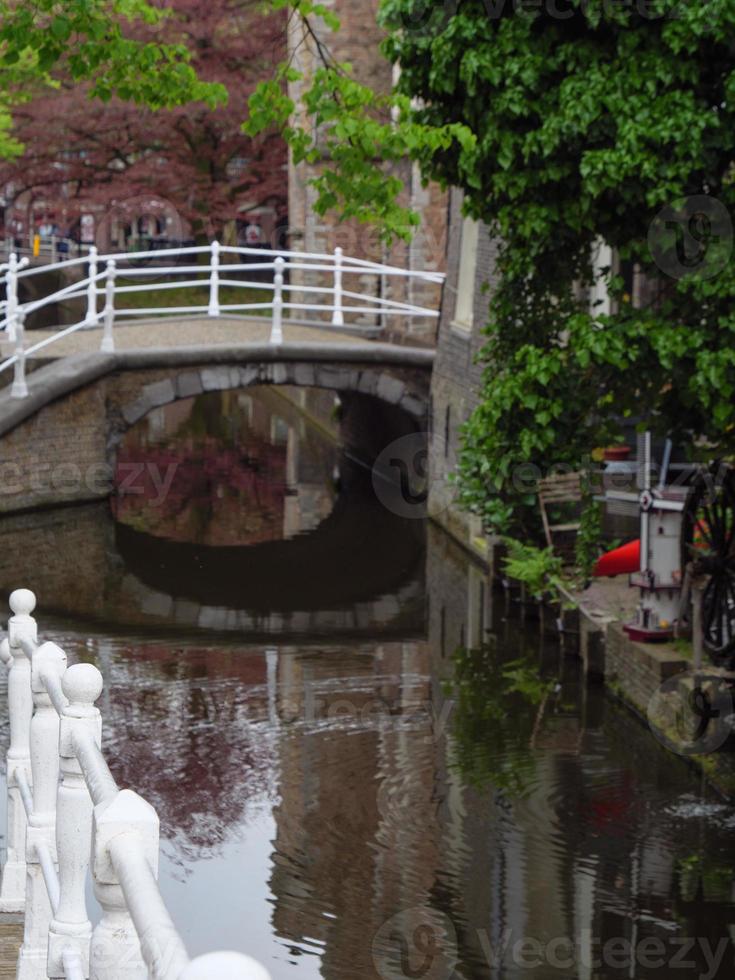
[62,663,103,715]
[181,952,272,980]
[9,589,36,618]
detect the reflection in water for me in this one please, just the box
[113,387,340,546]
[0,394,734,978]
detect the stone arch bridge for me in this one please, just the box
[0,341,433,514]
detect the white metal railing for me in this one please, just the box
[0,242,444,399]
[0,589,271,980]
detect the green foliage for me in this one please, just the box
[246,20,475,241]
[502,537,567,601]
[249,0,735,544]
[446,641,555,795]
[677,854,735,903]
[574,498,604,581]
[0,100,23,160]
[382,0,735,536]
[0,0,225,158]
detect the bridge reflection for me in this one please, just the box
[0,384,426,642]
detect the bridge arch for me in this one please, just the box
[0,343,432,514]
[116,356,426,434]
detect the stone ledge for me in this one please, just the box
[0,341,434,439]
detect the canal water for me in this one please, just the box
[1,387,734,979]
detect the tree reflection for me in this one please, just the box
[446,641,555,797]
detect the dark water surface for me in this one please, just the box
[1,387,734,979]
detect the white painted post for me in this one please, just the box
[208,239,220,317]
[91,790,159,980]
[270,256,285,345]
[17,642,67,980]
[0,590,36,912]
[11,309,28,399]
[105,793,190,980]
[6,251,18,344]
[90,794,148,979]
[48,664,103,979]
[100,259,116,353]
[85,245,99,328]
[331,246,344,327]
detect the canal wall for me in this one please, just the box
[574,593,735,798]
[0,346,430,514]
[427,188,500,564]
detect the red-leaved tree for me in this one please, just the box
[0,0,287,243]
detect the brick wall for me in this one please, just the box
[428,188,501,558]
[287,1,447,343]
[0,503,115,617]
[605,622,688,715]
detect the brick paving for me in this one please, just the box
[2,315,367,361]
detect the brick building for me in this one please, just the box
[287,0,448,344]
[428,188,501,562]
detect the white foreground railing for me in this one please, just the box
[0,242,444,399]
[0,590,270,980]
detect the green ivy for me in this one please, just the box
[385,0,735,536]
[249,0,735,545]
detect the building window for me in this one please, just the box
[452,216,479,331]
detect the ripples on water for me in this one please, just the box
[0,388,734,978]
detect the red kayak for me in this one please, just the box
[593,539,640,577]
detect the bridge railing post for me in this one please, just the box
[85,246,99,328]
[48,664,102,978]
[331,246,344,327]
[6,252,18,344]
[208,240,220,317]
[91,792,149,977]
[18,641,66,980]
[0,591,37,912]
[93,789,167,980]
[270,256,285,345]
[11,310,28,399]
[100,260,116,354]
